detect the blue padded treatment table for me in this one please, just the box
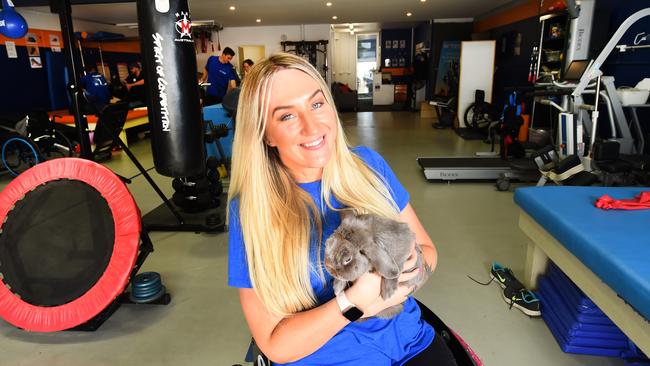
[514,186,650,355]
[203,104,234,159]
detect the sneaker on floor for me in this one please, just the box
[503,287,541,317]
[491,262,525,291]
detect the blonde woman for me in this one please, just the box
[228,53,456,366]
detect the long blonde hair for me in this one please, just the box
[228,53,400,316]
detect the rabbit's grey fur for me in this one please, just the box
[324,212,430,319]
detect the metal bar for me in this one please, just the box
[113,133,185,225]
[50,0,93,159]
[573,8,650,97]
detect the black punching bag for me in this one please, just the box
[136,0,204,177]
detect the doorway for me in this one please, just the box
[356,33,378,100]
[238,45,265,77]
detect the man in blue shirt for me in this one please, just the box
[79,65,110,114]
[200,47,238,106]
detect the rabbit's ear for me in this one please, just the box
[364,240,400,279]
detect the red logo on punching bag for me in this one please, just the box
[175,12,192,39]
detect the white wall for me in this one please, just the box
[196,24,331,82]
[19,8,138,36]
[457,41,495,128]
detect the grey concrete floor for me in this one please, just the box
[0,112,626,366]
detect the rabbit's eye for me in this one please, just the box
[340,230,352,241]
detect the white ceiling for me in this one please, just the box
[27,0,516,28]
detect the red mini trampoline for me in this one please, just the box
[0,158,141,332]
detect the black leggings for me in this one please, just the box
[403,332,458,366]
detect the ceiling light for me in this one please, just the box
[256,18,261,23]
[332,15,338,20]
[420,0,426,2]
[229,5,235,10]
[406,12,412,16]
[326,2,332,6]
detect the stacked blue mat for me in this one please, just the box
[537,262,648,364]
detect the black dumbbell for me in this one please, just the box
[206,156,220,171]
[209,181,224,196]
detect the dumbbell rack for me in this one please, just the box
[95,116,227,233]
[140,159,227,233]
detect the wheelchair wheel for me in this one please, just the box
[464,103,492,130]
[36,130,74,159]
[1,135,41,176]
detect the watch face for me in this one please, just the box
[343,307,364,322]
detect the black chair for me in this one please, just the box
[331,82,358,112]
[92,102,130,162]
[246,299,482,366]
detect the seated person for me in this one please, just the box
[124,62,147,105]
[228,53,456,365]
[241,59,254,82]
[79,65,110,114]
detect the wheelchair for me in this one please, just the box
[246,299,482,366]
[1,112,75,176]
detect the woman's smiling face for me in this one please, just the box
[264,69,337,183]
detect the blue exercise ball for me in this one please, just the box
[0,0,28,39]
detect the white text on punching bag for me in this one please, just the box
[152,33,171,132]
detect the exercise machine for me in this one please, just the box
[418,91,542,184]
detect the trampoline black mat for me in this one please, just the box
[0,180,114,307]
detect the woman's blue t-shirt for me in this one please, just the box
[228,146,435,365]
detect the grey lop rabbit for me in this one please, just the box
[324,211,430,319]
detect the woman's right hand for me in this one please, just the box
[345,246,420,318]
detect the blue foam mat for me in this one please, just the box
[539,278,628,347]
[539,277,624,335]
[547,263,599,313]
[540,295,626,357]
[546,268,614,324]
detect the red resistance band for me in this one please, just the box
[595,191,650,210]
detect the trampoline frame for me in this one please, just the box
[0,158,159,332]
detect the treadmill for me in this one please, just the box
[417,61,591,185]
[417,156,539,182]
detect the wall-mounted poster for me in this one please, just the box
[434,41,461,96]
[28,46,40,57]
[25,33,38,45]
[399,40,406,49]
[117,63,129,81]
[385,40,392,49]
[49,34,62,53]
[5,41,17,59]
[392,40,399,49]
[30,57,42,69]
